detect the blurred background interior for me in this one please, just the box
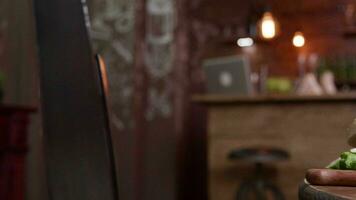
[2,0,356,199]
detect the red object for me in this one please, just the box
[306,169,356,186]
[0,106,35,200]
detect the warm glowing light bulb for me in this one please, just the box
[261,12,276,39]
[293,31,305,47]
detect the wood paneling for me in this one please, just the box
[206,101,356,200]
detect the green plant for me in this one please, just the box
[266,77,293,94]
[327,151,356,170]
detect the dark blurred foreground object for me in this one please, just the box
[33,0,119,199]
[299,181,356,200]
[228,147,289,200]
[0,106,35,200]
[0,72,4,102]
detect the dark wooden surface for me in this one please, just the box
[192,93,356,104]
[299,182,356,200]
[34,0,119,200]
[0,106,34,200]
[0,106,36,114]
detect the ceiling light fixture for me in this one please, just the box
[259,11,279,40]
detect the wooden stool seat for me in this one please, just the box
[228,147,290,163]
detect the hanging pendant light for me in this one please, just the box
[258,11,279,40]
[292,31,305,47]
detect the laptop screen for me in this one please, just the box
[203,56,253,95]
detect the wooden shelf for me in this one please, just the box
[192,93,356,104]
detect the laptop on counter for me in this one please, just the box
[203,56,253,95]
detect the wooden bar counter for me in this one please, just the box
[193,94,356,200]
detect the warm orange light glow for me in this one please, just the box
[293,31,305,47]
[260,12,277,39]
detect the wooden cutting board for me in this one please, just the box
[306,169,356,186]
